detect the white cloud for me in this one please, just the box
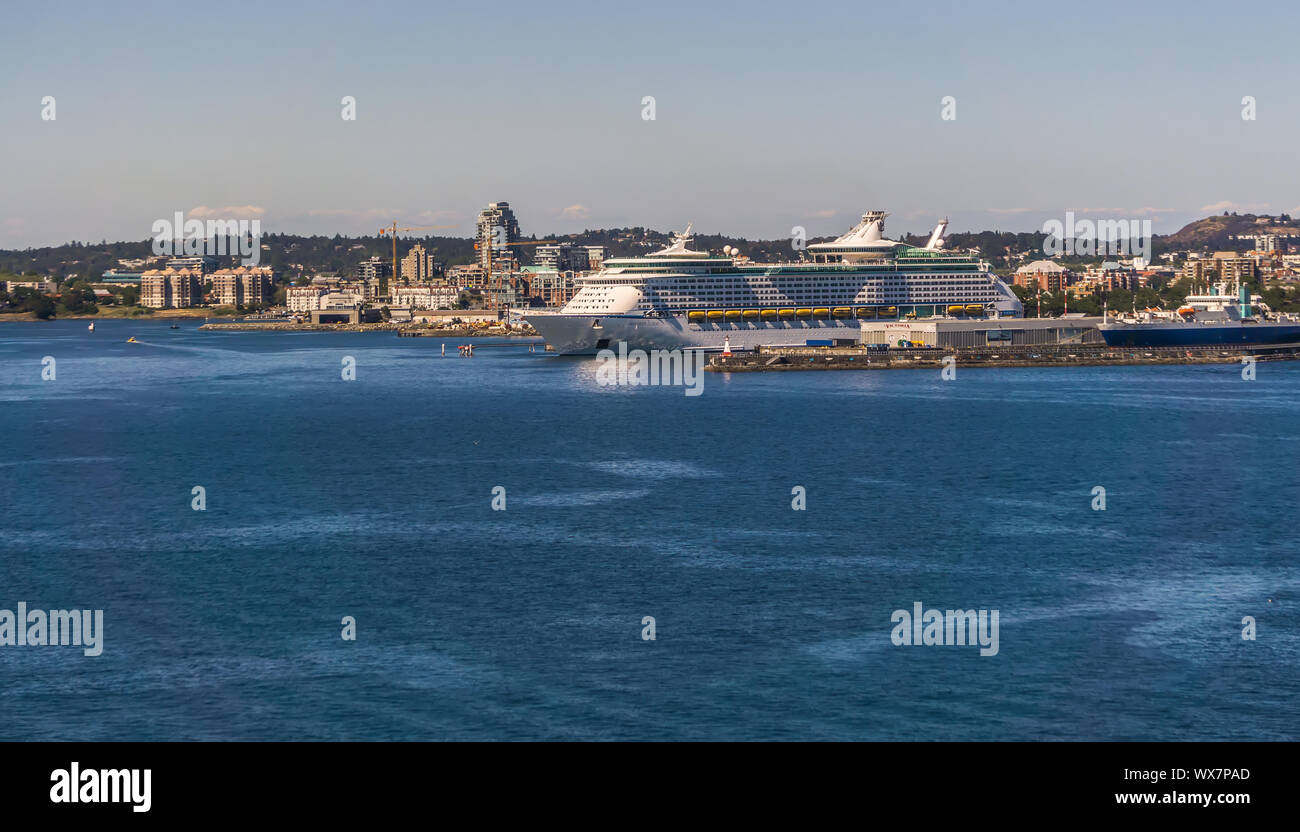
[559,204,590,220]
[306,208,397,219]
[1199,200,1270,214]
[409,209,460,226]
[189,205,265,220]
[1074,207,1177,216]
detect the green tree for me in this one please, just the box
[1102,288,1134,313]
[18,290,57,319]
[61,289,85,313]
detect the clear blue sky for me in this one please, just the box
[2,0,1297,248]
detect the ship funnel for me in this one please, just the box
[924,218,949,250]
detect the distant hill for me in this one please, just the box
[1162,213,1298,250]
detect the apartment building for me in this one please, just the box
[211,266,274,307]
[286,285,330,312]
[391,284,459,310]
[140,267,203,308]
[400,244,439,283]
[1013,260,1074,292]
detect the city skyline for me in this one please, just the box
[3,0,1299,249]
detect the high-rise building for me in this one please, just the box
[357,256,392,282]
[533,243,591,273]
[476,202,521,273]
[400,244,438,283]
[1212,252,1258,282]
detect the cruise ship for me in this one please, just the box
[525,211,1022,354]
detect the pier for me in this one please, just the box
[708,342,1300,372]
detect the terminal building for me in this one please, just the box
[859,316,1104,348]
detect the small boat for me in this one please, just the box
[169,324,180,329]
[87,321,95,332]
[687,310,706,322]
[126,337,138,343]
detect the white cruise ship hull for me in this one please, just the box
[526,313,868,354]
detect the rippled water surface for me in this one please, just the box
[1,319,1296,739]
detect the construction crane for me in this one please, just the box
[474,238,556,316]
[378,222,453,297]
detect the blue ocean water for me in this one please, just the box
[0,318,1296,740]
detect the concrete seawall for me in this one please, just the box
[197,321,536,337]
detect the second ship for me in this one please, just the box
[525,211,1023,354]
[1099,281,1300,347]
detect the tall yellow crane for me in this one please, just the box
[378,222,453,297]
[474,239,556,316]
